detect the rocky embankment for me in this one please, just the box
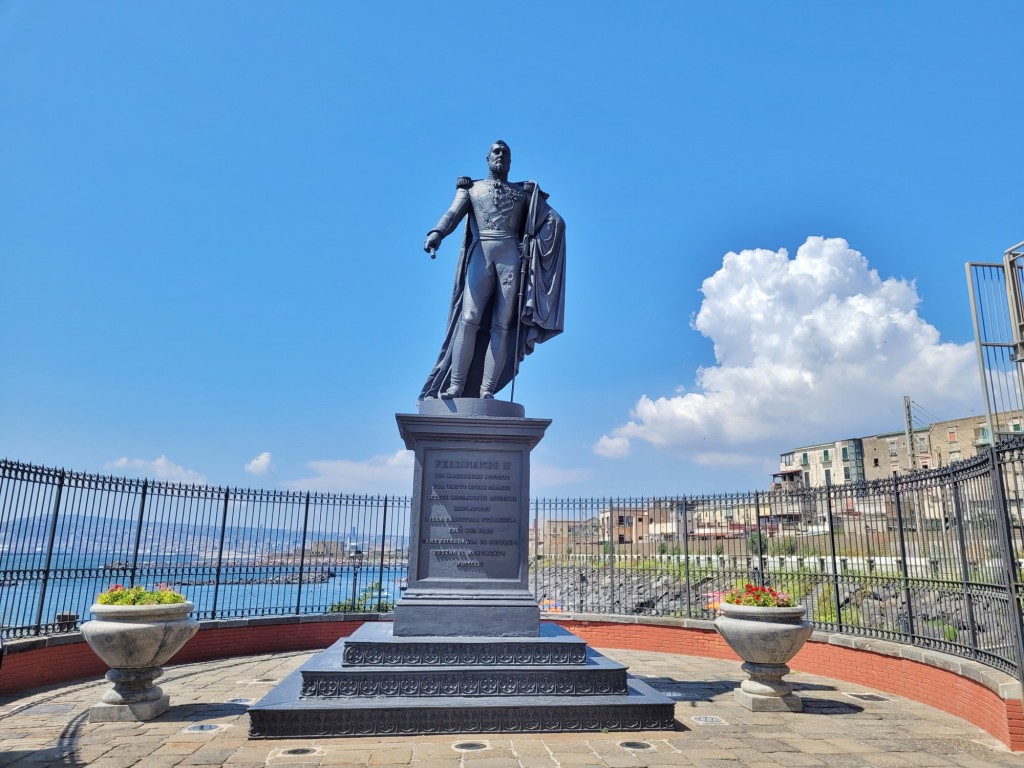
[530,564,1008,648]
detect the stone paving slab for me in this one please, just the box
[3,648,1024,766]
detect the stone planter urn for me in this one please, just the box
[713,602,813,712]
[81,601,199,722]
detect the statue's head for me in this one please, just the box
[487,140,511,177]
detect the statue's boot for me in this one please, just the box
[480,324,511,400]
[440,320,480,399]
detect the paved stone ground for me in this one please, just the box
[3,648,1024,767]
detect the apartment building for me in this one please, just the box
[779,410,1024,488]
[778,439,866,488]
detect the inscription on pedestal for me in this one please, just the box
[419,448,521,581]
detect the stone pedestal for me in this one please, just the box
[393,398,548,637]
[248,622,675,737]
[249,399,676,737]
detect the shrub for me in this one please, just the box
[328,582,394,613]
[96,583,186,605]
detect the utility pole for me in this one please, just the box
[903,395,922,535]
[903,395,915,472]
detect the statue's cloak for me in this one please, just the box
[418,183,565,401]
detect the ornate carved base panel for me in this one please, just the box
[249,623,676,738]
[250,684,675,738]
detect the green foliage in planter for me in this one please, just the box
[96,584,186,605]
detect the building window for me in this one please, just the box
[781,452,794,466]
[841,446,849,461]
[873,458,880,467]
[801,452,809,465]
[803,471,810,485]
[823,449,830,462]
[888,441,898,457]
[824,468,832,485]
[917,436,928,452]
[843,467,851,481]
[948,429,957,443]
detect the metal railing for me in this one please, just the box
[4,447,1024,683]
[0,461,409,636]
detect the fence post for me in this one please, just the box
[607,498,615,614]
[211,487,230,620]
[754,491,765,587]
[376,496,388,611]
[34,470,66,635]
[533,499,540,599]
[987,446,1024,684]
[892,472,916,639]
[529,498,538,600]
[948,467,980,657]
[681,496,692,617]
[129,479,148,588]
[295,492,311,615]
[824,478,842,631]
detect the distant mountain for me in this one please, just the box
[0,512,406,559]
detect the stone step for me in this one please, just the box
[249,670,676,738]
[300,649,629,698]
[338,622,588,667]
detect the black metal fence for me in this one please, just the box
[0,461,410,637]
[4,444,1024,683]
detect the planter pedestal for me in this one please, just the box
[81,601,198,722]
[713,602,812,712]
[90,667,169,722]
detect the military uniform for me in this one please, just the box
[427,176,534,398]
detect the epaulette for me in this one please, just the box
[455,176,473,190]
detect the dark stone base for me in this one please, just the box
[249,676,674,737]
[393,595,540,637]
[248,622,676,738]
[339,622,587,666]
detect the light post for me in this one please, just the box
[349,548,363,610]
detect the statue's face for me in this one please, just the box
[487,143,510,176]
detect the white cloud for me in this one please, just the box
[597,237,979,465]
[594,435,631,458]
[105,455,206,484]
[283,450,414,495]
[244,451,273,475]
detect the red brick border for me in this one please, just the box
[2,616,1022,750]
[0,619,366,698]
[557,618,1024,752]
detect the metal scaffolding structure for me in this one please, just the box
[966,240,1024,444]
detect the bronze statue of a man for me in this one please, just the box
[419,141,566,401]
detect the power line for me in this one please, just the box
[910,400,944,424]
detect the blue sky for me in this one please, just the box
[2,3,1022,497]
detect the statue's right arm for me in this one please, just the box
[424,183,472,253]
